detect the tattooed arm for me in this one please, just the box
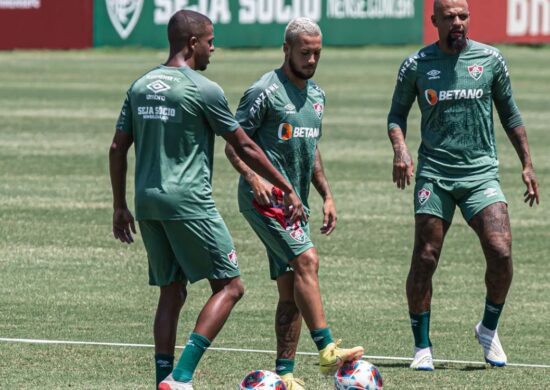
[388,127,414,190]
[312,146,336,235]
[224,141,273,206]
[387,56,417,190]
[505,125,540,206]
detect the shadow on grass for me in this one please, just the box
[370,362,488,371]
[458,365,489,371]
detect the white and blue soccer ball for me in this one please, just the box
[239,370,287,389]
[334,360,383,390]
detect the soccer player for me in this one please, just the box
[109,10,305,390]
[225,18,363,389]
[387,0,540,371]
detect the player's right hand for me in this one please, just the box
[112,207,136,244]
[283,191,307,225]
[392,146,414,190]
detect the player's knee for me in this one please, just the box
[226,278,245,302]
[292,250,319,276]
[412,245,439,274]
[160,282,187,308]
[484,238,512,265]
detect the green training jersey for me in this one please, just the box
[235,68,325,213]
[116,65,239,220]
[388,39,523,181]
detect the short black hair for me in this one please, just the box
[167,10,212,51]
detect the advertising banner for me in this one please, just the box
[0,0,93,49]
[94,0,424,48]
[424,0,550,44]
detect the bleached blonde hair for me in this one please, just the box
[284,17,322,44]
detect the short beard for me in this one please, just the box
[289,56,315,80]
[447,33,467,52]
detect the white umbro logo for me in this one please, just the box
[484,188,498,198]
[284,103,296,114]
[427,69,441,80]
[146,80,171,94]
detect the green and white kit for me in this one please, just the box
[117,65,240,285]
[388,40,522,219]
[236,68,324,278]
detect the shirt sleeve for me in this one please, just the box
[387,56,418,135]
[235,84,269,137]
[116,91,133,135]
[198,81,240,136]
[491,51,524,132]
[319,87,326,139]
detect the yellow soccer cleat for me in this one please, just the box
[319,339,364,376]
[280,373,306,390]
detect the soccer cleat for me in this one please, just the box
[410,347,434,371]
[474,322,507,367]
[319,339,364,376]
[158,374,194,390]
[280,373,306,390]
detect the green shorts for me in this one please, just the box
[414,177,507,223]
[242,209,314,280]
[138,218,240,286]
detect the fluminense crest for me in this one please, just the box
[468,64,484,81]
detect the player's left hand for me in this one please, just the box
[113,207,136,244]
[283,190,307,225]
[320,197,337,235]
[522,165,540,207]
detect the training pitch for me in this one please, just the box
[0,46,548,389]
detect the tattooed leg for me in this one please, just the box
[469,202,513,304]
[276,272,303,360]
[407,214,450,313]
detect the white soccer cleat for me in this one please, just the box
[474,322,507,367]
[158,374,194,390]
[410,347,434,371]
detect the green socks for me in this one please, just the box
[173,333,211,383]
[155,353,174,387]
[482,298,505,331]
[310,327,334,350]
[275,358,295,376]
[410,311,432,349]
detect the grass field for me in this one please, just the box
[0,45,548,389]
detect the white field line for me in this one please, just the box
[1,337,549,369]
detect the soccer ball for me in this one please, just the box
[239,370,287,389]
[334,360,383,390]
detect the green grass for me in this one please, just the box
[0,45,549,389]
